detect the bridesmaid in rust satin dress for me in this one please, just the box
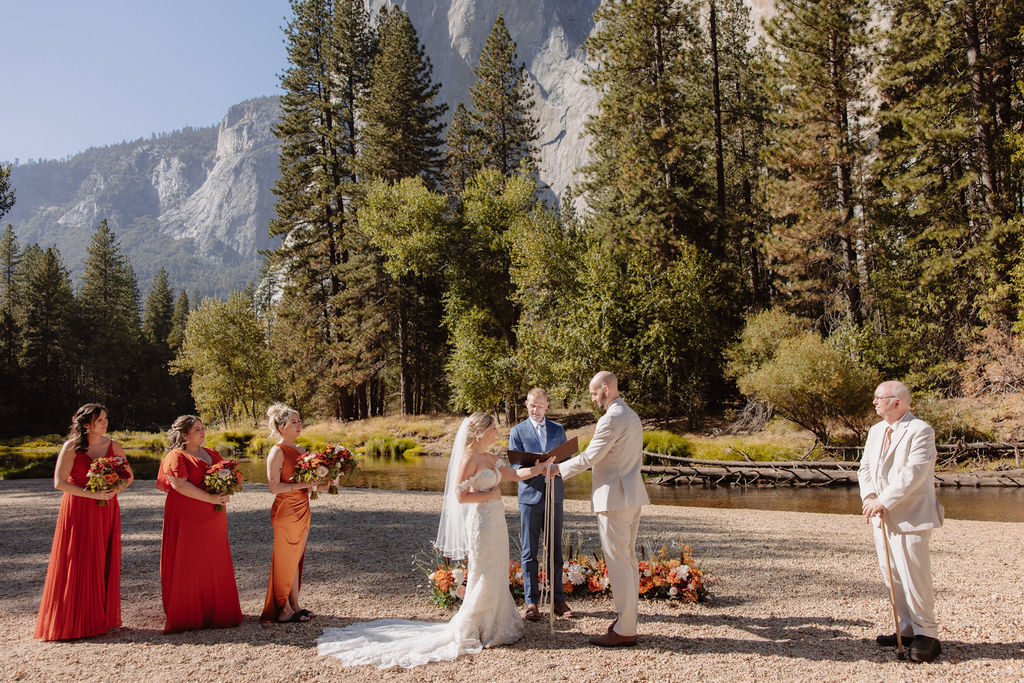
[259,403,323,623]
[35,403,133,640]
[156,415,242,633]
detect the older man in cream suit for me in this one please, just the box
[551,371,649,647]
[858,380,944,663]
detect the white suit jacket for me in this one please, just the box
[857,411,944,532]
[559,398,650,513]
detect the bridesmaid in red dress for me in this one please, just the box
[156,415,243,633]
[259,403,323,623]
[35,403,133,640]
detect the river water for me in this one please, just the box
[10,450,1023,522]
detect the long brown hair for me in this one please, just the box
[167,414,202,451]
[67,403,107,452]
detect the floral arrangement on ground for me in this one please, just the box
[416,540,709,609]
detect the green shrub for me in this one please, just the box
[730,312,878,444]
[365,434,419,458]
[642,431,694,458]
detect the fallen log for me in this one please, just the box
[642,461,1024,488]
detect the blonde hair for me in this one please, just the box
[168,415,202,451]
[267,402,299,439]
[465,411,496,446]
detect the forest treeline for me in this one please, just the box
[1,0,1022,438]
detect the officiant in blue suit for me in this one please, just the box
[509,387,574,621]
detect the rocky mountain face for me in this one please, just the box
[8,97,281,297]
[8,1,775,297]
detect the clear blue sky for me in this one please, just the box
[1,0,291,164]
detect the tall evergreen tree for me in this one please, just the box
[866,0,1024,386]
[711,0,773,308]
[0,164,14,221]
[77,220,143,424]
[356,7,446,185]
[0,226,22,429]
[270,0,378,418]
[469,15,539,177]
[444,102,480,195]
[762,0,874,329]
[580,0,713,253]
[355,7,449,415]
[21,247,78,431]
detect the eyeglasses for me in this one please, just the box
[872,395,898,402]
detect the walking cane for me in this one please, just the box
[879,517,906,661]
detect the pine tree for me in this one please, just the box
[270,0,378,419]
[143,267,174,346]
[0,225,20,319]
[354,7,449,415]
[0,226,21,427]
[580,0,713,253]
[762,0,874,328]
[356,7,446,186]
[77,220,143,424]
[21,247,78,431]
[167,290,190,354]
[865,0,1024,385]
[469,15,539,177]
[0,164,14,221]
[444,102,480,195]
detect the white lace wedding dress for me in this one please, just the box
[317,463,523,668]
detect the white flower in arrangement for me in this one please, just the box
[455,585,466,599]
[669,586,679,596]
[514,569,523,581]
[451,568,466,585]
[599,576,610,590]
[449,586,459,597]
[642,568,652,577]
[316,465,329,477]
[567,564,585,585]
[670,565,690,582]
[218,469,233,480]
[561,572,569,584]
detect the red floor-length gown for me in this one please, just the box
[259,444,312,622]
[157,447,242,633]
[34,444,124,640]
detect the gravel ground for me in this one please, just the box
[2,479,1022,682]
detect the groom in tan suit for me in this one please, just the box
[858,380,944,663]
[551,371,649,646]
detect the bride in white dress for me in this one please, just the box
[317,412,554,669]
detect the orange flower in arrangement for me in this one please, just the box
[292,452,331,500]
[432,569,454,594]
[639,577,654,595]
[587,575,604,593]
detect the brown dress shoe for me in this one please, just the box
[554,602,575,617]
[523,605,542,622]
[590,630,637,647]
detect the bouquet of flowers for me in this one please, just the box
[85,455,132,507]
[416,549,468,609]
[639,545,709,603]
[292,451,331,500]
[203,460,243,511]
[311,444,357,494]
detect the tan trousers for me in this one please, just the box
[873,525,938,638]
[596,507,642,636]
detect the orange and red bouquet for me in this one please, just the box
[292,451,331,500]
[640,545,708,603]
[85,455,132,506]
[203,460,243,511]
[312,444,357,494]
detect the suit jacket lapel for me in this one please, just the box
[523,422,542,453]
